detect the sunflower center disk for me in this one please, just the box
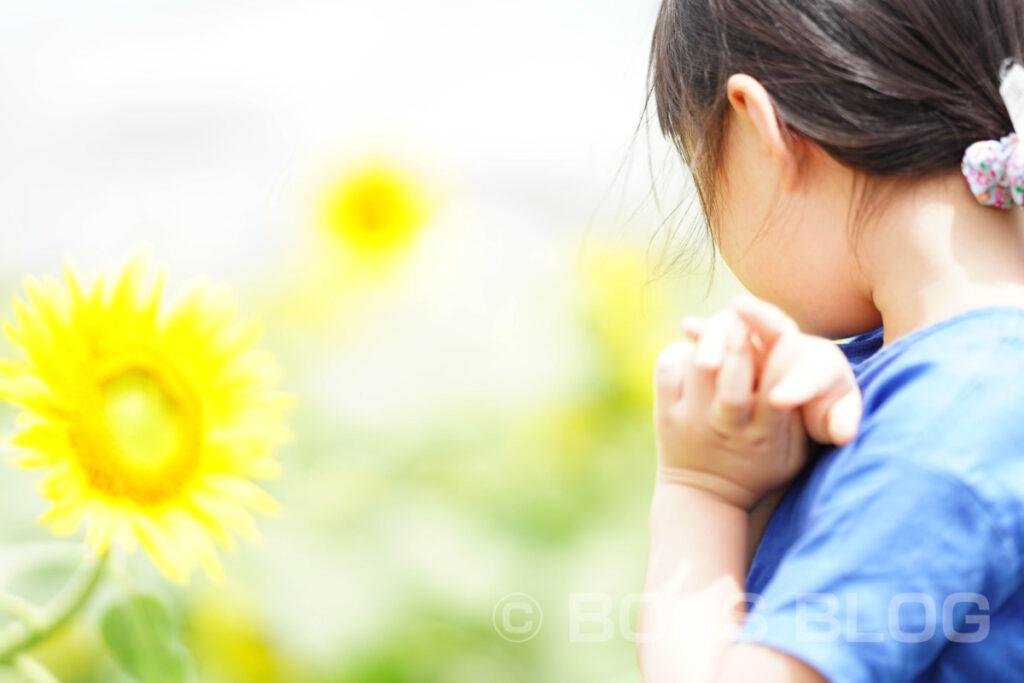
[323,168,426,252]
[100,369,184,468]
[80,367,199,505]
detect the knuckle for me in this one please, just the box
[716,307,741,327]
[652,366,673,390]
[716,393,751,412]
[655,341,693,368]
[762,339,798,379]
[709,402,753,436]
[778,311,799,334]
[809,336,856,381]
[653,352,672,376]
[746,430,770,450]
[654,342,692,378]
[656,403,692,435]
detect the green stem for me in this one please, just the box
[0,590,43,628]
[0,551,107,663]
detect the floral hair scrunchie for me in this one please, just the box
[961,133,1024,208]
[962,61,1024,209]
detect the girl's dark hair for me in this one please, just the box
[649,0,1024,232]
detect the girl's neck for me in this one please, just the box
[865,171,1024,347]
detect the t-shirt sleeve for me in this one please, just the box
[734,455,1021,682]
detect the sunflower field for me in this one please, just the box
[0,2,740,682]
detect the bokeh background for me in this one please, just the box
[0,1,741,681]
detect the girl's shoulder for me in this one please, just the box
[849,305,1024,391]
[828,305,1024,472]
[793,305,1024,514]
[841,306,1024,449]
[768,304,1024,548]
[741,308,1024,680]
[810,304,1024,570]
[849,305,1024,429]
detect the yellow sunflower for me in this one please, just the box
[577,243,673,409]
[0,258,289,583]
[320,160,432,257]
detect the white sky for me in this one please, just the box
[0,0,704,426]
[0,0,674,281]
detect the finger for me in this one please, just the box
[730,294,799,351]
[756,329,802,400]
[799,349,861,444]
[800,383,861,445]
[694,309,738,371]
[681,315,708,342]
[826,388,862,445]
[710,317,755,429]
[768,362,826,408]
[750,329,803,432]
[653,341,694,409]
[766,337,840,408]
[681,340,719,417]
[772,339,862,445]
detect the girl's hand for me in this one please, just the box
[654,295,862,510]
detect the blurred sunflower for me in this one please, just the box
[577,243,674,411]
[319,159,433,259]
[0,258,289,583]
[186,590,298,683]
[577,242,742,411]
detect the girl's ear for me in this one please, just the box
[726,74,803,192]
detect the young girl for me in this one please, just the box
[639,1,1024,681]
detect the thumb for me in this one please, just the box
[825,388,862,445]
[801,376,862,445]
[767,336,863,445]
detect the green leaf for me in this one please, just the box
[100,594,188,683]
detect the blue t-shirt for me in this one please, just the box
[736,306,1024,682]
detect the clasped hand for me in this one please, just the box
[654,295,862,510]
